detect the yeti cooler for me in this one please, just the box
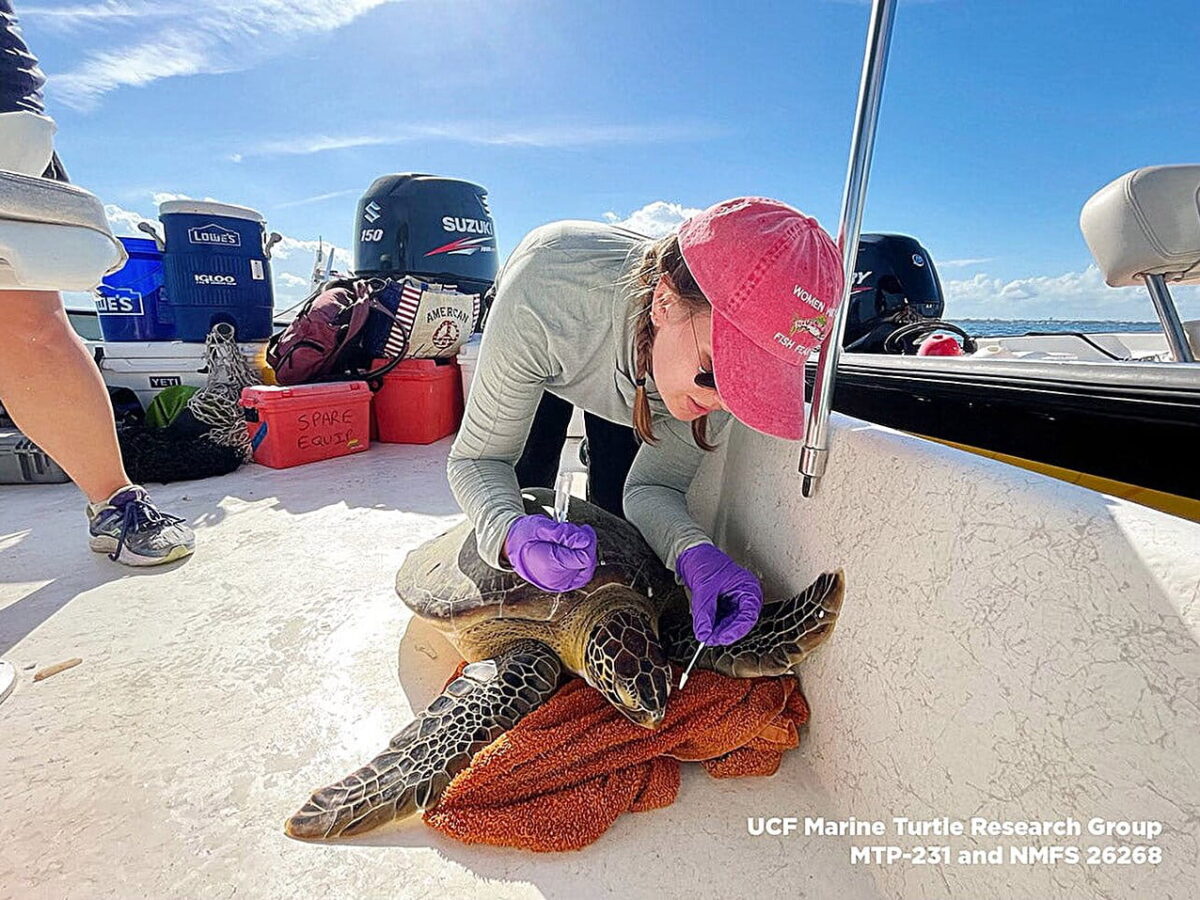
[159,200,275,342]
[241,382,371,469]
[352,174,498,299]
[99,340,269,412]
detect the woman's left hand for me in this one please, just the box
[505,515,598,592]
[675,543,763,645]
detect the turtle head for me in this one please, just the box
[582,603,671,729]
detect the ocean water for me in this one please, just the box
[959,319,1162,338]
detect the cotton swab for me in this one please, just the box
[553,471,572,524]
[681,643,705,691]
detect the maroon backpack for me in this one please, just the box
[267,279,406,385]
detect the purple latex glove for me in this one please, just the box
[504,514,598,592]
[676,543,763,645]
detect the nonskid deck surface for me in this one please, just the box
[0,441,873,899]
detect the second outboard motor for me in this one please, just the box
[353,173,498,298]
[844,233,964,353]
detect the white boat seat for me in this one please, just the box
[0,110,57,178]
[0,169,126,292]
[1080,164,1200,287]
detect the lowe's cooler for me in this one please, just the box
[159,200,275,342]
[93,236,174,341]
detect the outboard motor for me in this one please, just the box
[353,173,498,299]
[844,233,972,354]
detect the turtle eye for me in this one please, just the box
[694,368,716,390]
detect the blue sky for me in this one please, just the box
[19,0,1200,319]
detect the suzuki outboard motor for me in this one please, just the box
[844,233,969,353]
[353,173,498,298]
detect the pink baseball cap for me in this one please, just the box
[677,197,844,441]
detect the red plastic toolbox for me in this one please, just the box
[241,382,370,469]
[372,358,464,444]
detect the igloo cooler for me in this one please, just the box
[159,200,275,342]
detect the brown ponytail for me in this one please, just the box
[620,232,719,452]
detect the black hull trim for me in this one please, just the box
[806,360,1200,501]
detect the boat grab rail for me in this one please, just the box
[801,0,898,498]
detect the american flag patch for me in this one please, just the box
[383,278,424,357]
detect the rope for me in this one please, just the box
[186,323,262,459]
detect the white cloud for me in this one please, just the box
[243,120,722,158]
[103,202,155,234]
[250,135,396,157]
[944,265,1200,322]
[22,2,180,28]
[150,191,217,206]
[275,188,362,209]
[270,234,352,265]
[938,257,994,268]
[38,0,401,110]
[602,200,704,238]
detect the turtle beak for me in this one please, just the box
[643,708,666,730]
[621,705,666,730]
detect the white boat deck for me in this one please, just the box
[0,440,877,899]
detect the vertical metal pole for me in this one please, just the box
[1143,274,1196,362]
[800,0,899,498]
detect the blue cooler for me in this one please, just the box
[159,200,274,342]
[94,237,174,342]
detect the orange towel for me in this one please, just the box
[422,662,809,852]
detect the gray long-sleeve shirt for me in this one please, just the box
[446,219,729,574]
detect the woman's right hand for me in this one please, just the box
[504,515,598,592]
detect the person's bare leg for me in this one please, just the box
[0,288,129,503]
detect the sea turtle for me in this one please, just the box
[286,487,844,840]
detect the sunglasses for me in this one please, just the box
[689,312,718,390]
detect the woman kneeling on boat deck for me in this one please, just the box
[447,198,843,645]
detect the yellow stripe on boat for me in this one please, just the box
[915,434,1200,523]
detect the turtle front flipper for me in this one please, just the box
[285,639,561,841]
[662,569,845,678]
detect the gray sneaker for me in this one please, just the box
[87,485,195,566]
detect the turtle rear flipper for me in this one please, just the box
[664,569,845,678]
[285,640,561,841]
